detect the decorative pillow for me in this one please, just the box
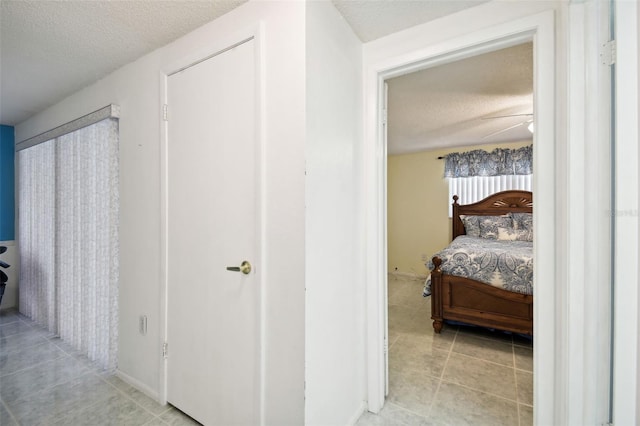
[459,215,480,237]
[478,215,513,239]
[510,212,533,231]
[497,226,532,241]
[510,212,533,241]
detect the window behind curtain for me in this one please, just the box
[447,175,533,217]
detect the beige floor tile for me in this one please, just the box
[104,375,170,416]
[53,392,154,425]
[388,368,440,417]
[0,315,183,426]
[381,402,435,425]
[422,321,458,341]
[389,334,450,379]
[397,327,456,353]
[388,304,418,332]
[0,400,18,426]
[0,310,21,326]
[388,279,429,310]
[0,320,39,338]
[0,327,49,354]
[0,355,89,403]
[516,370,533,406]
[452,333,514,367]
[355,275,535,426]
[388,305,430,337]
[430,382,519,426]
[514,345,533,372]
[388,328,401,346]
[411,304,432,325]
[354,411,386,426]
[442,353,517,400]
[519,404,534,426]
[8,372,119,425]
[142,417,171,426]
[0,340,66,377]
[388,333,402,351]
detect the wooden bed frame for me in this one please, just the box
[431,190,533,336]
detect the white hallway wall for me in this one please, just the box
[305,1,365,425]
[15,2,307,424]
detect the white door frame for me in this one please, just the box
[612,0,639,424]
[363,10,558,423]
[158,24,266,415]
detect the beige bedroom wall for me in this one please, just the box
[387,140,532,276]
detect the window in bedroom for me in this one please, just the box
[443,145,533,216]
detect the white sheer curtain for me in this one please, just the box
[18,140,56,329]
[18,118,119,370]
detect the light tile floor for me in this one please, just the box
[1,277,533,426]
[0,309,200,426]
[356,275,533,426]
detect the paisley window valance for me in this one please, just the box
[443,145,533,178]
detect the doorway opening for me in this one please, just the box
[384,41,534,423]
[364,13,557,423]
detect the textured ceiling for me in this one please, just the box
[0,0,247,125]
[387,42,533,155]
[332,0,490,42]
[0,0,526,155]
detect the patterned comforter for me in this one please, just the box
[423,235,533,297]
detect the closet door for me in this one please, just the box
[166,39,260,425]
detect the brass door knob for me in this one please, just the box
[226,260,252,275]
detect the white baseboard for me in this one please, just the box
[116,369,160,402]
[346,401,367,426]
[389,271,427,281]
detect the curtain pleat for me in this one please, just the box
[443,145,533,177]
[18,141,56,332]
[18,118,119,371]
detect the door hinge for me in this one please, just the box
[162,104,168,121]
[601,40,616,66]
[162,342,168,358]
[382,108,388,125]
[383,336,388,355]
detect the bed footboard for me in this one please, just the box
[430,256,533,335]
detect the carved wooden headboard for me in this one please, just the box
[451,190,533,241]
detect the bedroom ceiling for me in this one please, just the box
[387,42,534,155]
[0,0,526,154]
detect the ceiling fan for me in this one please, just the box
[481,113,534,139]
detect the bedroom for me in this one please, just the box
[382,42,534,425]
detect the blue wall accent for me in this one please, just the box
[0,125,15,241]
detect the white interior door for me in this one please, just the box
[166,39,259,426]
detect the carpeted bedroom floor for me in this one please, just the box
[355,274,533,426]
